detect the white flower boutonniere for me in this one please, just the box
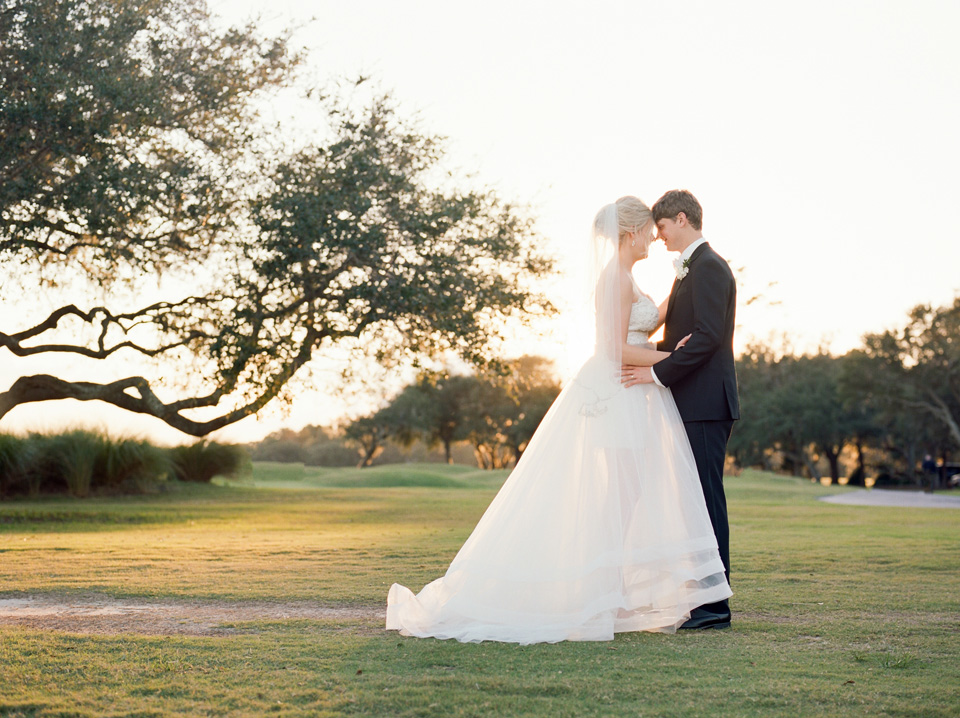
[673,257,692,280]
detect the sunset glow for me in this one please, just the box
[2,0,958,443]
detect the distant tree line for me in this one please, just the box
[251,356,561,470]
[731,297,960,487]
[251,297,960,485]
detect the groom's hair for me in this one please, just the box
[652,190,703,231]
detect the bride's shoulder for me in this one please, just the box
[596,266,634,295]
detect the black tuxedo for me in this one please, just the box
[655,242,739,421]
[654,241,739,611]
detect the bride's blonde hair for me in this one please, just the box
[614,196,652,242]
[593,196,652,245]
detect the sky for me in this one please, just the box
[2,0,959,443]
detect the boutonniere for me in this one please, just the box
[673,257,692,280]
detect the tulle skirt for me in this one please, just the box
[386,354,732,644]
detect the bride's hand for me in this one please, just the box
[675,334,692,349]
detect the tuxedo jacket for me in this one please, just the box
[655,242,740,422]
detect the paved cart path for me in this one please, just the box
[818,488,960,509]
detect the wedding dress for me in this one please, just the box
[385,286,732,644]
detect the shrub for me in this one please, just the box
[168,441,248,483]
[0,434,32,497]
[251,440,308,464]
[37,430,102,498]
[96,438,174,490]
[1,430,180,499]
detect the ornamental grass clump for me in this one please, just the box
[38,430,102,498]
[0,433,32,497]
[0,430,179,499]
[96,438,173,490]
[168,441,248,483]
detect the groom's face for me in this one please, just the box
[655,217,682,252]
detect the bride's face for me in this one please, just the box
[621,222,654,262]
[634,222,655,259]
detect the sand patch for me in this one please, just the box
[0,595,385,636]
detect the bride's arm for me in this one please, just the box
[622,343,671,366]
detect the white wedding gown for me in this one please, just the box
[386,292,732,643]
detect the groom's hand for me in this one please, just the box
[621,365,654,387]
[675,333,693,349]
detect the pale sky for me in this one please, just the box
[2,0,958,443]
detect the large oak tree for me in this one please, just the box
[0,0,553,435]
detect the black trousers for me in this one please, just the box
[684,419,734,614]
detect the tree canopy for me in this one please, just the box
[0,0,553,435]
[344,356,561,469]
[731,296,960,485]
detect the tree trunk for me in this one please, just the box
[824,446,841,485]
[853,437,867,485]
[845,438,866,486]
[801,450,821,482]
[443,440,452,465]
[473,444,491,470]
[357,442,382,468]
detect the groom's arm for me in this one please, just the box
[651,259,732,387]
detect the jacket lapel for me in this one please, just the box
[665,278,680,321]
[665,242,709,323]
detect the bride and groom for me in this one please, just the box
[387,190,740,643]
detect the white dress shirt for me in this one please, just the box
[650,237,707,388]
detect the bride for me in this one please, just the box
[386,196,731,643]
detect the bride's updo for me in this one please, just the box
[593,196,652,244]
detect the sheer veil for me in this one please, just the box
[590,202,624,367]
[574,202,625,417]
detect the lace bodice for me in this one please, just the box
[627,292,659,347]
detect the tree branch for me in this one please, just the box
[1,299,216,359]
[922,389,960,447]
[0,329,320,437]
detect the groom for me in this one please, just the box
[622,189,739,630]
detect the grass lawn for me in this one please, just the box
[1,464,958,717]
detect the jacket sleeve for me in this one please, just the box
[652,258,731,387]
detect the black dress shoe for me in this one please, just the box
[679,607,731,630]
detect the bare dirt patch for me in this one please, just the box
[0,595,385,636]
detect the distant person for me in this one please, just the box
[386,195,732,643]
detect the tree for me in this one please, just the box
[250,425,356,466]
[865,299,960,449]
[728,347,818,477]
[371,374,471,464]
[728,344,779,471]
[497,355,560,464]
[837,352,884,486]
[794,354,864,484]
[435,357,560,470]
[841,298,960,486]
[0,0,553,435]
[343,415,391,468]
[460,375,515,470]
[353,356,561,469]
[732,348,859,482]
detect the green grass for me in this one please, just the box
[1,465,958,717]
